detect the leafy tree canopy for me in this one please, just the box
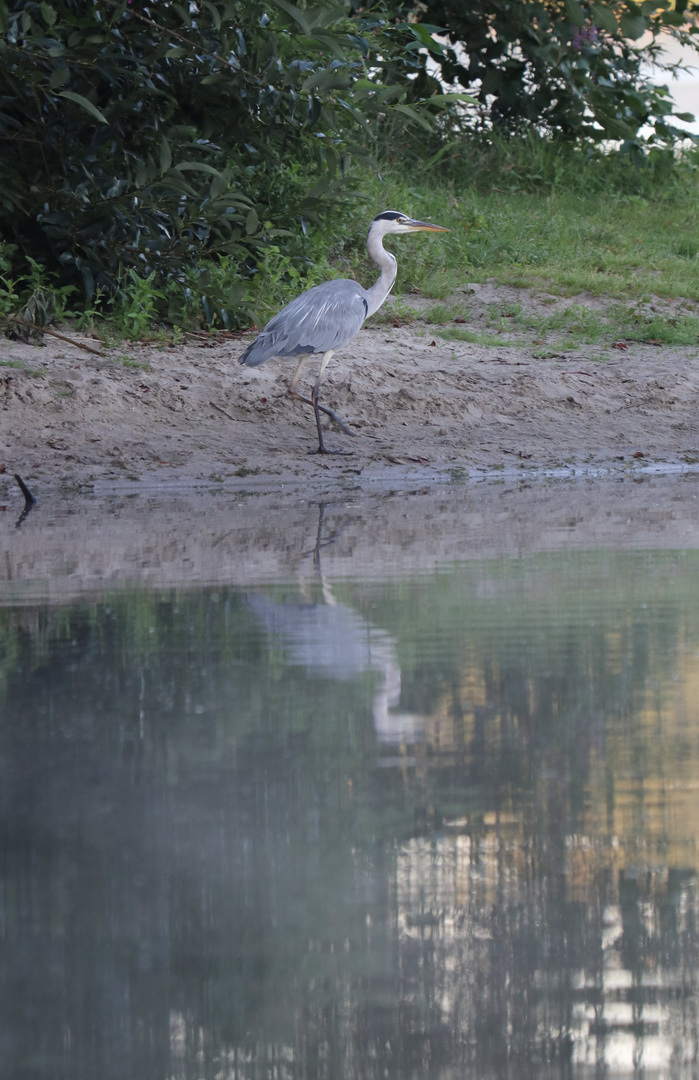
[0,0,451,317]
[1,0,699,326]
[396,0,699,145]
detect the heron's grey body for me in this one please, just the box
[238,278,371,368]
[238,210,449,453]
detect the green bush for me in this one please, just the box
[2,0,699,333]
[0,0,444,324]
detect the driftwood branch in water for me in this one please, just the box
[14,473,36,505]
[13,473,36,527]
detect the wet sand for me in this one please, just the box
[2,282,699,598]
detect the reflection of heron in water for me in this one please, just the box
[245,506,425,745]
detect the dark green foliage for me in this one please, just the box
[2,0,699,330]
[393,0,699,145]
[0,0,436,323]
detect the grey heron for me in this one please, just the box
[238,210,450,454]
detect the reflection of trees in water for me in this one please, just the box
[377,564,699,1076]
[1,551,699,1078]
[392,832,699,1076]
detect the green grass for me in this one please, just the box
[439,325,524,348]
[422,303,471,324]
[115,354,152,370]
[0,358,45,375]
[525,299,699,346]
[322,134,699,311]
[348,171,699,306]
[429,297,699,353]
[613,303,699,344]
[6,137,699,335]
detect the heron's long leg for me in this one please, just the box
[288,355,309,397]
[286,351,356,443]
[309,351,353,455]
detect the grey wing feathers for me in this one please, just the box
[239,279,369,367]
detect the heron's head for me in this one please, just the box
[371,210,450,236]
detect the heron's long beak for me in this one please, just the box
[406,218,450,232]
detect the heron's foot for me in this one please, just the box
[289,389,357,438]
[319,403,357,438]
[311,395,354,455]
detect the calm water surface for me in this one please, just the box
[2,547,699,1080]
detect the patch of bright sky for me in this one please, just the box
[651,33,699,134]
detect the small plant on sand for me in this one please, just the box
[114,271,167,339]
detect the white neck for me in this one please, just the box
[363,222,398,318]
